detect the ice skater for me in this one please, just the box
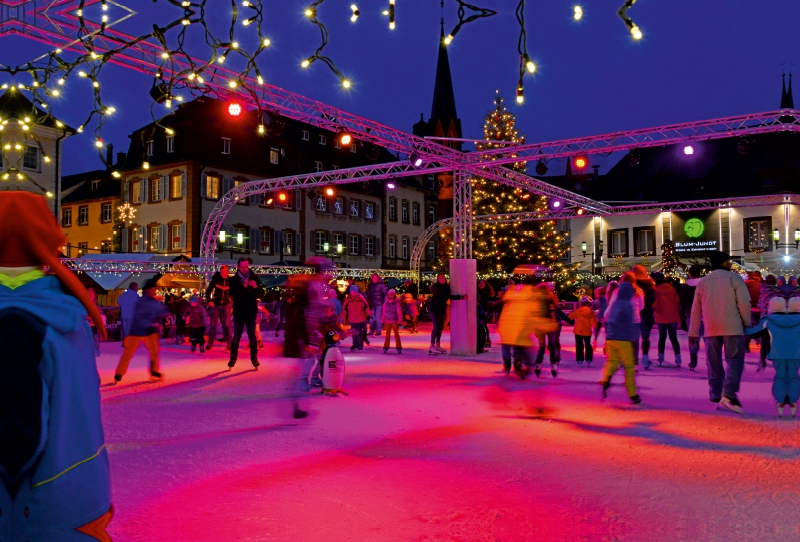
[228,258,266,370]
[746,297,800,417]
[567,295,597,367]
[185,295,210,353]
[343,284,370,351]
[652,272,682,367]
[599,282,642,404]
[382,288,404,353]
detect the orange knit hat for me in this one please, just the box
[0,191,106,337]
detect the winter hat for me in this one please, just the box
[349,284,359,294]
[388,288,397,297]
[708,250,732,270]
[769,297,788,314]
[189,295,201,304]
[580,295,592,305]
[632,265,649,280]
[789,297,800,313]
[0,191,106,335]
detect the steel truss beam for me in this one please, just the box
[471,110,800,167]
[605,194,800,215]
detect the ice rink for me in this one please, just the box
[97,324,799,541]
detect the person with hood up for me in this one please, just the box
[0,192,113,542]
[566,295,597,367]
[746,297,800,417]
[756,274,781,371]
[679,266,702,370]
[599,282,642,404]
[652,272,682,367]
[115,275,171,382]
[632,265,656,368]
[343,284,370,351]
[381,288,404,353]
[689,251,751,414]
[428,273,467,355]
[184,295,210,353]
[366,273,388,336]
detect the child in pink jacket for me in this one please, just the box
[382,289,404,353]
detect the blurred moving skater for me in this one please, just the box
[599,282,642,404]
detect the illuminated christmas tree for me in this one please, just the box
[472,91,573,282]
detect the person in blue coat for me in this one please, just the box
[746,296,800,417]
[0,192,112,542]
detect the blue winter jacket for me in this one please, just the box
[746,313,800,360]
[127,295,170,336]
[605,282,639,342]
[0,275,111,542]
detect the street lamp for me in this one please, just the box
[581,240,604,276]
[773,229,800,250]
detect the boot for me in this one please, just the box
[642,354,651,370]
[675,354,682,368]
[658,353,664,366]
[502,357,512,375]
[689,355,698,371]
[513,358,528,379]
[227,356,236,370]
[601,381,610,399]
[293,402,308,419]
[630,395,642,405]
[534,363,542,378]
[251,354,260,369]
[550,363,558,378]
[150,370,163,381]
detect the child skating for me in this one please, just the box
[567,295,597,367]
[184,295,210,353]
[599,282,642,404]
[745,297,800,417]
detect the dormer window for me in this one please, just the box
[91,180,100,190]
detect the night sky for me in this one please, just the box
[4,1,800,175]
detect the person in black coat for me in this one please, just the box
[228,258,265,369]
[428,273,467,354]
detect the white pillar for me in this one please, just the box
[449,258,476,355]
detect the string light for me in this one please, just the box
[350,4,360,22]
[446,1,496,45]
[617,0,643,40]
[573,6,583,20]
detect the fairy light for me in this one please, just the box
[350,4,360,22]
[573,6,583,20]
[263,38,271,47]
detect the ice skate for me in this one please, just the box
[534,363,542,378]
[658,353,664,367]
[576,360,584,368]
[689,355,698,371]
[791,403,798,417]
[293,404,309,419]
[397,348,402,354]
[502,358,511,375]
[675,354,682,368]
[720,396,744,414]
[150,370,163,381]
[251,355,260,370]
[190,344,197,353]
[227,358,236,371]
[428,345,440,355]
[601,381,610,399]
[199,344,205,353]
[434,342,447,354]
[383,348,388,354]
[629,395,642,405]
[513,358,529,380]
[550,363,558,378]
[776,402,785,417]
[113,374,122,385]
[642,354,651,370]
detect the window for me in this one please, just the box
[331,233,344,253]
[365,237,375,257]
[315,195,327,211]
[166,136,174,153]
[428,205,436,225]
[151,226,160,252]
[78,205,89,226]
[365,202,374,220]
[91,180,100,190]
[349,235,360,255]
[283,232,293,255]
[23,145,38,171]
[402,201,409,223]
[318,134,327,145]
[315,231,327,252]
[350,200,360,217]
[402,238,409,259]
[131,181,141,203]
[389,198,397,221]
[633,227,656,256]
[334,197,344,214]
[171,174,182,198]
[171,223,182,250]
[270,148,279,164]
[412,203,420,225]
[62,207,72,227]
[152,177,163,201]
[146,140,154,156]
[389,237,396,258]
[334,138,341,149]
[315,161,323,172]
[205,175,220,199]
[78,242,89,255]
[745,217,772,251]
[260,229,272,253]
[101,203,112,223]
[101,241,111,254]
[222,138,231,154]
[608,228,629,257]
[332,165,339,170]
[427,175,435,190]
[301,130,310,141]
[427,241,436,260]
[350,143,357,153]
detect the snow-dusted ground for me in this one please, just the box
[97,324,800,541]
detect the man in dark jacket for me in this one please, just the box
[680,265,702,370]
[366,273,388,336]
[228,258,265,369]
[205,264,233,350]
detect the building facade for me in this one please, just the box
[60,165,122,256]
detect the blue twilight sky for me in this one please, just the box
[4,1,800,175]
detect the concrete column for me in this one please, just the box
[449,258,476,355]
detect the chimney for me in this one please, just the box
[116,152,127,168]
[106,143,113,168]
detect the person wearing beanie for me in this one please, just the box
[184,295,210,353]
[228,258,266,370]
[0,192,112,540]
[381,288,404,353]
[746,297,800,417]
[343,284,370,351]
[566,295,597,367]
[114,275,171,382]
[652,272,683,367]
[631,264,656,369]
[689,250,751,413]
[599,282,642,404]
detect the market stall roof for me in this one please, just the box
[78,254,182,291]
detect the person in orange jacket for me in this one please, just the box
[567,296,598,366]
[652,271,682,367]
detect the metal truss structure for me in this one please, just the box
[452,171,472,259]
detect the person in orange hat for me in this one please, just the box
[0,191,112,541]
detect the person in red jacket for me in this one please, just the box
[652,271,682,367]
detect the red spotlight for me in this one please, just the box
[325,187,335,197]
[277,191,288,203]
[227,102,243,117]
[576,208,585,215]
[574,156,588,169]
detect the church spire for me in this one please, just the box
[430,19,459,131]
[782,72,795,109]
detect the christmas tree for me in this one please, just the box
[472,91,573,282]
